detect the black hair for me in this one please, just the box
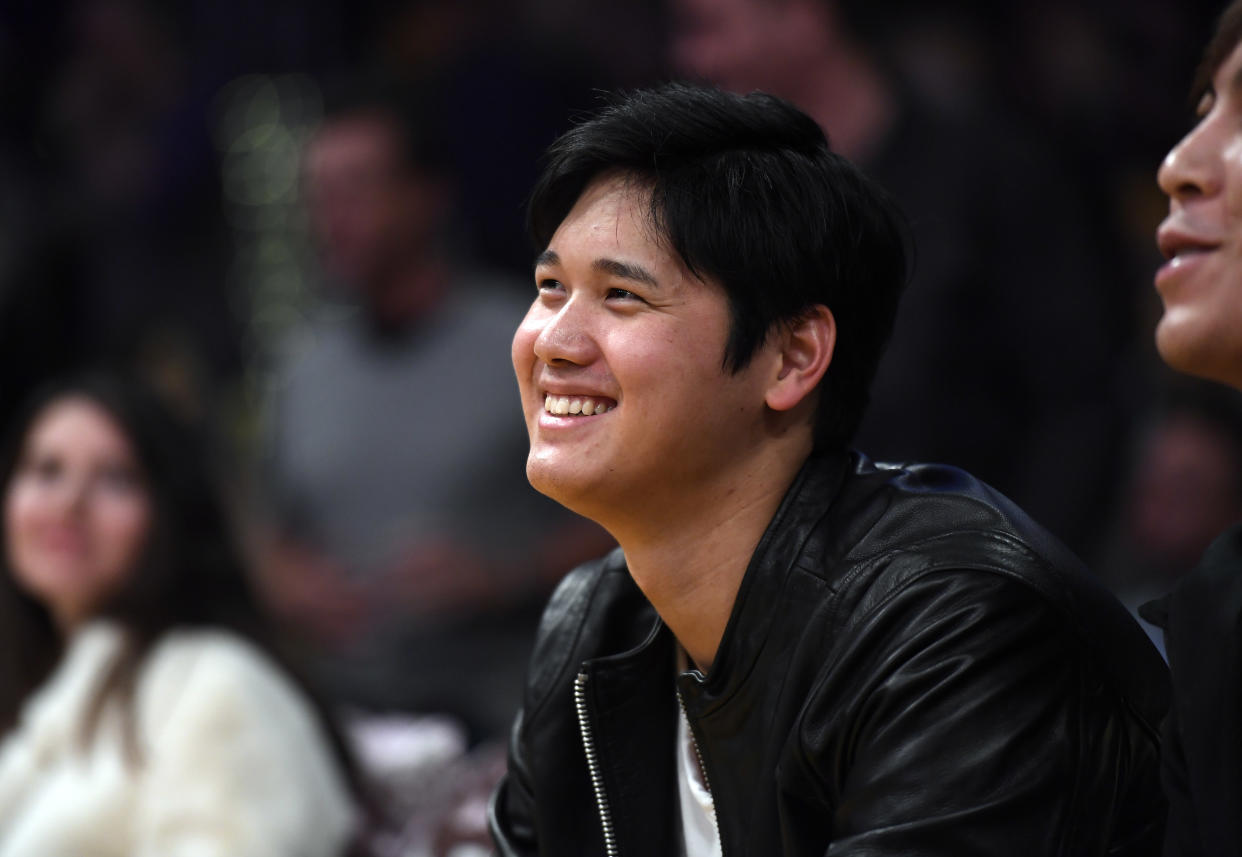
[527,82,910,450]
[0,371,367,822]
[1192,0,1242,105]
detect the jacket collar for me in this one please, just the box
[590,450,853,703]
[686,450,852,706]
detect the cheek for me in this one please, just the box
[3,479,44,562]
[511,312,542,382]
[91,495,151,578]
[1225,138,1242,215]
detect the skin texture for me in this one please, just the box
[4,398,152,632]
[513,174,787,529]
[511,172,834,670]
[1156,41,1242,390]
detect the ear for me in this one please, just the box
[765,305,836,412]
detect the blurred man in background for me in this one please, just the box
[259,82,608,743]
[1099,381,1242,657]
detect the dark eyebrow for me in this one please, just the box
[1208,61,1242,107]
[593,258,659,288]
[533,250,659,289]
[534,249,560,272]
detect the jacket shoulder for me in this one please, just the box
[523,547,647,718]
[823,456,1167,726]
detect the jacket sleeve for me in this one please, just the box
[804,568,1164,857]
[132,634,357,857]
[488,706,540,856]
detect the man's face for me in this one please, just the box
[511,175,778,524]
[303,115,440,291]
[1156,41,1242,389]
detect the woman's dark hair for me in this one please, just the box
[1192,0,1242,105]
[528,82,911,451]
[0,371,364,809]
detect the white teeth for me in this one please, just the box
[542,395,615,416]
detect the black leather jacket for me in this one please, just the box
[489,452,1169,856]
[1142,524,1242,857]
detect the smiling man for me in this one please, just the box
[1146,4,1242,855]
[489,83,1168,856]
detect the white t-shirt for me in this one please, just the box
[676,651,722,857]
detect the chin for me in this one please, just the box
[1156,319,1242,391]
[526,457,610,521]
[526,457,581,507]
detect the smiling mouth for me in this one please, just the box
[543,394,616,416]
[1168,244,1218,260]
[1158,229,1221,262]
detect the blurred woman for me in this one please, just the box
[0,371,360,856]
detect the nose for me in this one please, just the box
[532,297,597,368]
[1158,116,1223,203]
[44,469,91,519]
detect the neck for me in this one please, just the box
[365,254,450,332]
[53,602,89,639]
[608,444,809,675]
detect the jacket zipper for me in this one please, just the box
[575,670,619,857]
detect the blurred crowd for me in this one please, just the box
[2,0,1241,854]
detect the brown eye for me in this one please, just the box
[98,464,142,495]
[27,456,63,482]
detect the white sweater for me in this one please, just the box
[0,622,357,857]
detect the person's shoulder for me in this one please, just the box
[522,548,647,713]
[1151,523,1242,652]
[831,454,1134,629]
[137,627,311,730]
[825,454,1168,719]
[834,454,1081,578]
[133,629,358,854]
[531,547,630,659]
[145,626,274,676]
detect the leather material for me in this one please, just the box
[1142,524,1242,857]
[490,451,1170,856]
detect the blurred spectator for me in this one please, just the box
[670,0,1121,555]
[258,81,610,744]
[1098,379,1242,656]
[0,371,362,856]
[361,0,631,276]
